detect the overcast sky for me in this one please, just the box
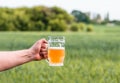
[0,0,120,20]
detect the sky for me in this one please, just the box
[0,0,120,20]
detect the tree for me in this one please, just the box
[104,12,110,23]
[0,6,73,31]
[71,10,90,23]
[48,19,68,31]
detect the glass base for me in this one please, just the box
[49,63,63,66]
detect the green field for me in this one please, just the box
[0,25,120,83]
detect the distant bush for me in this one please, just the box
[48,19,68,31]
[0,6,73,31]
[70,22,89,32]
[78,23,86,31]
[70,23,79,31]
[86,24,94,32]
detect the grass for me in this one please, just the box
[0,25,120,83]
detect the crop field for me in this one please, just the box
[0,25,120,83]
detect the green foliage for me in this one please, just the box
[110,20,120,25]
[48,19,68,31]
[70,23,79,31]
[0,6,73,31]
[86,24,94,32]
[71,10,90,23]
[70,22,87,32]
[78,22,86,31]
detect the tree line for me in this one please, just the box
[0,6,119,31]
[0,6,74,31]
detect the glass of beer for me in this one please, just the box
[47,36,65,66]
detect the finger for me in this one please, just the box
[41,53,48,59]
[41,39,48,44]
[40,52,48,55]
[35,39,48,46]
[40,52,48,59]
[43,54,48,59]
[40,49,47,52]
[41,44,48,49]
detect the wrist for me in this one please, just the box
[22,49,35,61]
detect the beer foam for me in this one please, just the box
[49,47,65,50]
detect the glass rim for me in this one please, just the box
[48,36,65,43]
[48,36,65,38]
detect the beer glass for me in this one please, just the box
[47,36,65,66]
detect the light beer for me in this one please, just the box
[48,47,65,65]
[47,36,65,66]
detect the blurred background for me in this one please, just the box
[0,0,120,31]
[0,0,120,83]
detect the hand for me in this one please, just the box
[29,39,48,61]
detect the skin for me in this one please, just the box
[0,39,48,72]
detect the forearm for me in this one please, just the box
[0,49,33,71]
